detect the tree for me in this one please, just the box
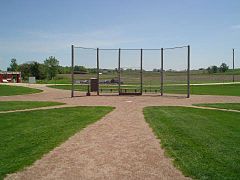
[7,58,19,71]
[19,63,31,80]
[219,63,229,73]
[58,66,71,74]
[30,62,41,79]
[44,56,59,79]
[207,65,218,74]
[29,62,47,80]
[74,65,87,73]
[212,65,218,73]
[153,68,160,72]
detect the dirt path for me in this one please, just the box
[3,84,240,180]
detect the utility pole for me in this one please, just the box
[233,48,235,82]
[71,45,74,98]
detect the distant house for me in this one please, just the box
[0,71,21,83]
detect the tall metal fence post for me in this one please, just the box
[118,48,121,95]
[140,49,143,94]
[160,48,163,96]
[233,48,235,82]
[71,45,74,98]
[187,45,190,98]
[97,48,100,95]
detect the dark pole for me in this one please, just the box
[187,45,190,98]
[140,49,143,94]
[118,48,121,95]
[161,48,163,96]
[233,48,235,82]
[71,45,74,98]
[97,48,100,95]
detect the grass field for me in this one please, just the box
[194,103,240,111]
[0,85,42,96]
[144,106,240,179]
[0,106,113,179]
[48,83,240,96]
[37,69,240,85]
[0,101,64,111]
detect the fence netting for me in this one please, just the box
[120,50,141,93]
[163,46,188,96]
[73,47,97,95]
[99,50,118,93]
[142,50,161,93]
[72,46,190,97]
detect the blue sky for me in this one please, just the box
[0,0,239,70]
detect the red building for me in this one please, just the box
[0,71,21,83]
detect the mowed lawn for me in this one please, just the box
[190,83,240,96]
[0,85,42,96]
[0,101,64,111]
[144,106,240,179]
[48,83,240,96]
[194,103,240,111]
[0,106,113,180]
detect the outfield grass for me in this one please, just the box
[144,106,240,179]
[0,101,64,111]
[48,83,240,96]
[0,85,42,96]
[0,106,113,179]
[194,103,240,111]
[190,83,240,96]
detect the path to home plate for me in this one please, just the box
[2,84,240,180]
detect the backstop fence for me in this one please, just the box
[71,45,190,98]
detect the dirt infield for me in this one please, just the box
[2,84,240,180]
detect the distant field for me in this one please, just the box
[38,69,240,85]
[0,101,64,112]
[144,106,240,179]
[0,85,42,96]
[48,83,240,96]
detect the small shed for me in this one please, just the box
[0,71,21,83]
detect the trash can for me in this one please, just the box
[90,78,99,92]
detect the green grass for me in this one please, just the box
[194,103,240,111]
[0,85,42,96]
[0,101,65,111]
[36,69,240,85]
[0,106,113,179]
[48,83,240,96]
[144,106,240,179]
[190,83,240,96]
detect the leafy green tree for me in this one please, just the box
[44,56,59,79]
[29,62,47,80]
[38,64,47,79]
[30,62,41,79]
[212,65,218,73]
[219,63,229,72]
[74,65,88,72]
[207,65,218,74]
[7,58,19,71]
[19,63,31,80]
[58,66,71,74]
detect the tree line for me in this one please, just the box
[5,57,231,81]
[206,63,229,74]
[7,57,60,80]
[6,57,91,80]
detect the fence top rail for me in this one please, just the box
[73,45,189,51]
[164,45,189,50]
[74,46,97,50]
